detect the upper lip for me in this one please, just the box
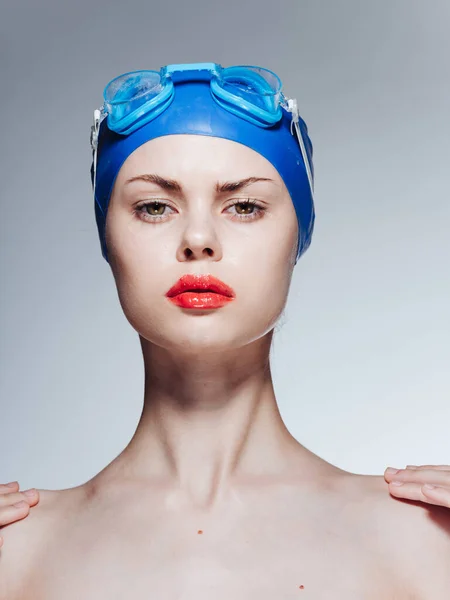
[165,274,235,298]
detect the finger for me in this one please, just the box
[421,485,450,508]
[0,482,20,494]
[0,499,31,527]
[405,465,450,471]
[0,489,39,510]
[385,468,450,486]
[388,481,450,508]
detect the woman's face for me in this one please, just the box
[105,134,298,352]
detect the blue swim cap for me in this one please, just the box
[91,69,315,264]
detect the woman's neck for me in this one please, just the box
[91,335,321,511]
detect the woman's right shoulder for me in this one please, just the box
[0,487,83,600]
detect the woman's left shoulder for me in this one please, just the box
[349,472,450,598]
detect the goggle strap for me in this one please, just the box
[90,108,104,199]
[287,98,314,200]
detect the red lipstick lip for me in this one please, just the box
[165,274,235,298]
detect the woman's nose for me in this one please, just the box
[177,216,223,261]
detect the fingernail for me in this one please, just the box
[13,501,28,508]
[390,480,404,486]
[6,481,18,487]
[385,468,401,475]
[23,489,36,497]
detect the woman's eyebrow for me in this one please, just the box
[124,173,275,193]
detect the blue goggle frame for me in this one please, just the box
[90,62,314,201]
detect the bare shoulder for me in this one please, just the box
[351,473,450,598]
[0,486,88,600]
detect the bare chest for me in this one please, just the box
[21,505,412,600]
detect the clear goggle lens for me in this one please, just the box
[215,65,282,114]
[103,70,164,125]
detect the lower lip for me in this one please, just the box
[167,292,234,309]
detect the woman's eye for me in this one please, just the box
[143,201,167,216]
[227,200,265,220]
[134,201,174,221]
[234,202,254,215]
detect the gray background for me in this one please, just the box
[0,0,449,490]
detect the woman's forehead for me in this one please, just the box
[117,134,282,182]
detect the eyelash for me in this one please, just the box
[133,199,266,223]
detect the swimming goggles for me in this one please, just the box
[90,62,314,200]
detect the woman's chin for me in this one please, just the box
[138,325,270,355]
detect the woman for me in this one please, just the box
[1,63,449,599]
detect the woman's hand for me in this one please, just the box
[384,465,450,508]
[0,481,40,546]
